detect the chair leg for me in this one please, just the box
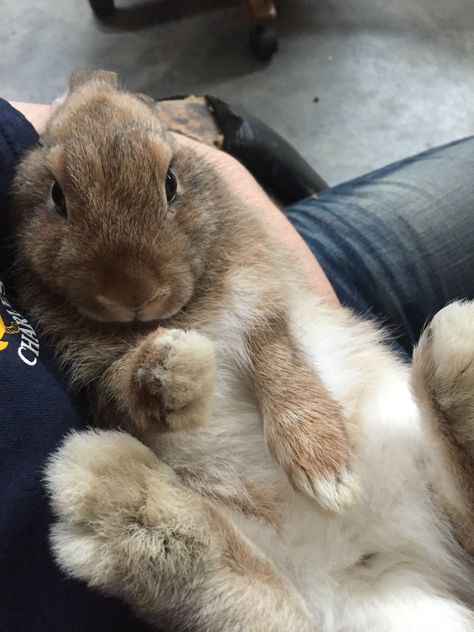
[243,1,278,61]
[242,0,277,24]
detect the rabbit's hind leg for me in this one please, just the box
[413,300,474,553]
[45,430,317,632]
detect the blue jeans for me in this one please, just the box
[285,137,474,355]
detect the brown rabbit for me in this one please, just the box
[10,69,357,512]
[11,72,474,631]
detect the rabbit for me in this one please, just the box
[10,71,474,631]
[43,302,474,632]
[10,69,356,512]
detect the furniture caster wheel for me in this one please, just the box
[89,0,115,16]
[249,25,278,61]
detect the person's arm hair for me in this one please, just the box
[10,101,338,304]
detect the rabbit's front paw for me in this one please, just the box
[266,411,359,512]
[128,328,216,431]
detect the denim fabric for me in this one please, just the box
[285,137,474,354]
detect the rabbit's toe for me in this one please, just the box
[311,466,360,512]
[49,520,112,590]
[288,461,360,512]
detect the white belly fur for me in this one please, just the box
[152,295,473,631]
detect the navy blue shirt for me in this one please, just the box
[0,99,152,631]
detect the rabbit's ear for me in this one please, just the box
[69,69,118,92]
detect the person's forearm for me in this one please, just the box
[9,101,51,134]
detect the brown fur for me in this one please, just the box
[15,71,474,631]
[102,327,217,432]
[46,429,317,631]
[174,465,285,527]
[10,70,352,504]
[245,313,351,496]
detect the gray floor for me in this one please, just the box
[1,0,474,185]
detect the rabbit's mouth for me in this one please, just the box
[69,275,195,324]
[75,291,192,325]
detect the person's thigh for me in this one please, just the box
[285,137,474,353]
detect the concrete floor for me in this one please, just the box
[1,0,473,185]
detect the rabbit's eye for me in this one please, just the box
[165,169,177,204]
[51,181,67,218]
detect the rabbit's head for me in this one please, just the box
[13,70,221,323]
